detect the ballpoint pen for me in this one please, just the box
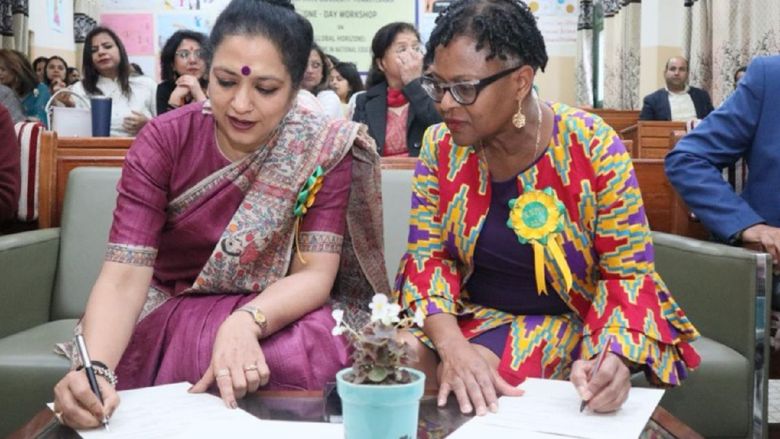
[75,334,110,431]
[579,335,614,413]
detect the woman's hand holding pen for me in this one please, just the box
[53,371,119,429]
[190,312,269,409]
[570,352,631,413]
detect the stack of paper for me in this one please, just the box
[49,382,343,439]
[446,378,664,439]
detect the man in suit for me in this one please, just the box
[666,55,780,306]
[639,56,714,121]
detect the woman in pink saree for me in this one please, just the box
[51,0,388,430]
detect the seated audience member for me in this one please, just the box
[395,0,700,416]
[734,65,747,87]
[301,43,343,119]
[59,27,156,137]
[352,22,442,157]
[157,30,209,115]
[44,56,69,97]
[129,63,145,76]
[0,83,24,123]
[330,61,364,117]
[51,0,387,430]
[666,55,780,307]
[32,56,47,84]
[639,56,713,122]
[0,103,20,225]
[0,49,50,126]
[66,67,81,85]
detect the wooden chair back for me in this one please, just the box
[620,121,686,159]
[38,132,132,228]
[586,108,641,138]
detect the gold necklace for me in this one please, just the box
[479,98,544,170]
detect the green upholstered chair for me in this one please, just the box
[380,168,414,287]
[0,167,120,437]
[633,232,771,439]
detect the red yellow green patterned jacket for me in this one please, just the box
[393,102,700,386]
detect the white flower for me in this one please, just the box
[413,308,425,328]
[369,294,402,326]
[332,309,344,326]
[331,309,345,336]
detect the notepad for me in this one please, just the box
[48,382,343,439]
[446,378,664,439]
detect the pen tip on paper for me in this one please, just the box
[103,418,110,432]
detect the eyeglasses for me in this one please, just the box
[176,49,204,60]
[395,45,425,56]
[420,65,522,106]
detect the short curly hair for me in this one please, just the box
[424,0,548,73]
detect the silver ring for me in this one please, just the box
[215,369,231,379]
[244,364,259,372]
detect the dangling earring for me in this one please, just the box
[512,101,526,129]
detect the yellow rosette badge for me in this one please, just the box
[506,187,572,295]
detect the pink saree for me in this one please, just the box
[66,101,389,391]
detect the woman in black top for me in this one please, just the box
[157,30,208,115]
[352,22,441,157]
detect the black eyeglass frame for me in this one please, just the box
[421,65,523,105]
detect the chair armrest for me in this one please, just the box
[651,231,771,359]
[0,229,60,338]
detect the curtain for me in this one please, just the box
[575,0,594,107]
[0,0,29,54]
[601,0,641,110]
[73,0,98,70]
[684,0,780,107]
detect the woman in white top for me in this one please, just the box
[301,43,342,119]
[58,26,156,137]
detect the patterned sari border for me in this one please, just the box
[106,243,158,267]
[298,232,344,254]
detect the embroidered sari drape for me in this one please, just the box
[61,101,389,390]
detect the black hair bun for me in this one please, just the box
[260,0,294,10]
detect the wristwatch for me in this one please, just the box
[236,305,268,337]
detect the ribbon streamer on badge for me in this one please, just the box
[506,186,572,296]
[293,166,325,264]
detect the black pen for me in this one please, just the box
[75,334,110,431]
[579,335,614,413]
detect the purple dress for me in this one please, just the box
[467,176,570,358]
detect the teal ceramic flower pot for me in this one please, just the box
[336,367,425,439]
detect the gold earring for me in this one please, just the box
[512,101,526,129]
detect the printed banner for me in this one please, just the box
[48,0,65,33]
[100,14,156,56]
[292,0,416,72]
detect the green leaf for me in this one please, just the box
[368,366,388,383]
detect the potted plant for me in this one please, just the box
[332,294,426,439]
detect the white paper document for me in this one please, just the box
[447,378,664,439]
[48,382,343,439]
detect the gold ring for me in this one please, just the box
[244,364,258,372]
[54,411,65,424]
[215,369,231,379]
